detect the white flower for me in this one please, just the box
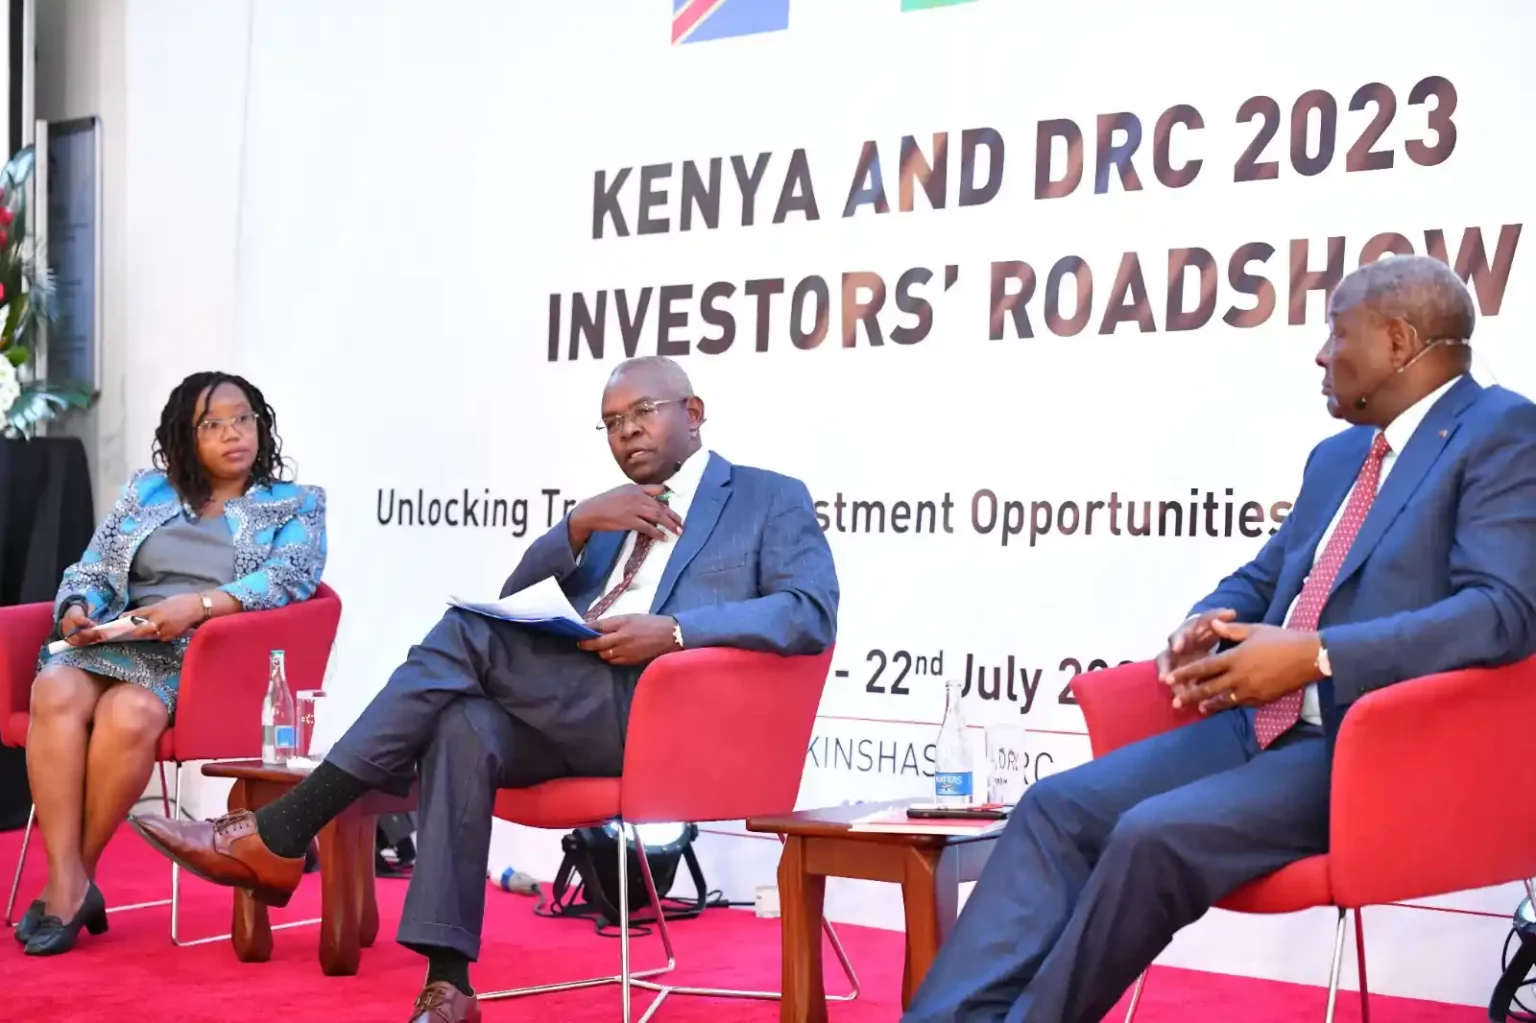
[0,356,18,418]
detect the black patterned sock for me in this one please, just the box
[425,948,474,995]
[253,761,370,858]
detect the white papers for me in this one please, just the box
[45,615,149,655]
[449,577,599,639]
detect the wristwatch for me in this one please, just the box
[1315,640,1332,679]
[199,593,214,623]
[672,620,685,650]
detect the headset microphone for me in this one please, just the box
[1351,337,1469,412]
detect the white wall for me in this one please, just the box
[38,0,251,817]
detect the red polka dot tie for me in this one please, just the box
[1253,432,1391,749]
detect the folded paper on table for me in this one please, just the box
[449,577,600,639]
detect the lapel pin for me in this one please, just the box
[1439,430,1448,438]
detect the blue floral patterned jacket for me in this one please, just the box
[54,468,328,626]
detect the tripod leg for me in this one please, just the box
[1488,930,1536,1022]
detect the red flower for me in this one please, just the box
[0,230,9,248]
[0,283,8,302]
[0,208,13,226]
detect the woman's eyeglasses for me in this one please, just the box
[196,411,259,436]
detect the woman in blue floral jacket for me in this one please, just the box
[17,371,327,956]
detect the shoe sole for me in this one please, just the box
[127,818,294,909]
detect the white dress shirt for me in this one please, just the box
[1292,375,1466,724]
[588,448,710,620]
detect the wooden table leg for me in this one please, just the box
[901,845,961,1009]
[357,813,379,949]
[317,812,362,976]
[227,779,273,963]
[778,836,828,1023]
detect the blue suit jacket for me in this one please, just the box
[1191,376,1536,739]
[500,453,838,656]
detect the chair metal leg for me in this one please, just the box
[4,803,36,926]
[1323,907,1348,1023]
[1123,970,1148,1023]
[109,762,175,915]
[479,826,860,1020]
[9,763,183,924]
[1353,908,1370,1023]
[165,760,322,947]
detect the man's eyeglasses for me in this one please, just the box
[597,398,685,434]
[197,411,259,436]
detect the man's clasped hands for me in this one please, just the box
[1154,609,1327,714]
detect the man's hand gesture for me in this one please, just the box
[1165,620,1321,714]
[568,485,684,551]
[1155,609,1237,682]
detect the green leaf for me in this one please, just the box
[5,344,26,366]
[2,376,96,437]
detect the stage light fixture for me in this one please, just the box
[544,820,707,931]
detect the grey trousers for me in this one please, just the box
[326,608,637,959]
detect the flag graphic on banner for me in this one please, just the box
[672,0,791,45]
[901,0,980,9]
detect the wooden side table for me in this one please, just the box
[746,800,999,1022]
[201,760,416,976]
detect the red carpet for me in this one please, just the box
[0,826,1488,1021]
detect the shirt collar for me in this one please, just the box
[660,447,710,501]
[1381,374,1467,454]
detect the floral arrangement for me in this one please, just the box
[0,145,94,439]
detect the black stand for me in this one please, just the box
[1490,897,1536,1021]
[0,436,96,831]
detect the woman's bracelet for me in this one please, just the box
[57,596,88,624]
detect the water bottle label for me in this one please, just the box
[935,770,973,798]
[274,725,295,748]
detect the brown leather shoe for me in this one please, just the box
[409,982,481,1023]
[128,810,303,908]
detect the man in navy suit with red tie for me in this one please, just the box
[904,254,1536,1023]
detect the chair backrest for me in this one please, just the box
[1071,659,1198,757]
[619,645,834,824]
[172,585,343,762]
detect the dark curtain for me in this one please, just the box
[0,436,96,829]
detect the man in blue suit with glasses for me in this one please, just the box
[905,255,1536,1023]
[131,356,839,1023]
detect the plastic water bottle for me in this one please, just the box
[934,679,974,806]
[262,650,296,766]
[490,866,538,895]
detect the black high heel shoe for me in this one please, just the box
[23,884,108,956]
[13,900,44,944]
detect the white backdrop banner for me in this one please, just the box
[226,0,1532,1005]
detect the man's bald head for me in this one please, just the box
[598,356,706,485]
[1332,255,1476,344]
[606,356,695,400]
[1320,255,1475,427]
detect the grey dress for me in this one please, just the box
[43,510,235,717]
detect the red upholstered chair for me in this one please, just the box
[481,645,860,1020]
[2,584,342,943]
[1072,657,1536,1023]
